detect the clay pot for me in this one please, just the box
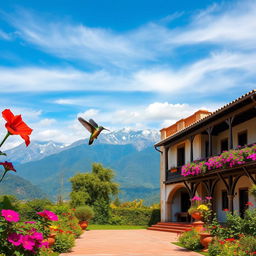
[191,211,202,221]
[46,233,56,247]
[79,220,89,230]
[200,233,213,252]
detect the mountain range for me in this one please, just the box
[0,129,161,204]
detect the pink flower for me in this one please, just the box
[191,196,201,201]
[39,241,49,248]
[37,210,58,221]
[1,209,20,222]
[25,221,36,224]
[8,233,23,246]
[22,235,35,251]
[31,232,43,241]
[205,196,212,200]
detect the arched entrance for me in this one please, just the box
[166,185,191,222]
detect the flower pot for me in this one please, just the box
[46,233,56,247]
[79,220,89,230]
[170,168,177,173]
[200,233,213,252]
[191,211,202,221]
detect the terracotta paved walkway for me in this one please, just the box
[61,229,201,256]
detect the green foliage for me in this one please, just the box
[224,211,244,239]
[178,229,203,251]
[52,233,75,253]
[242,208,256,236]
[0,195,19,211]
[70,163,118,224]
[70,163,119,207]
[208,240,222,256]
[93,199,111,224]
[18,198,53,220]
[239,235,256,253]
[75,205,94,221]
[249,184,256,198]
[110,208,160,226]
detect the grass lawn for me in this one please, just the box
[172,242,209,256]
[88,224,147,230]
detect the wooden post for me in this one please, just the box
[190,135,195,162]
[206,127,213,157]
[225,116,234,150]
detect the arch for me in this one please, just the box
[166,184,190,222]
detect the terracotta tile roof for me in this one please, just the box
[155,89,256,147]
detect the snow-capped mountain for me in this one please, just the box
[98,128,160,150]
[2,141,67,164]
[1,129,160,164]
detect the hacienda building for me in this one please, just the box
[154,90,256,223]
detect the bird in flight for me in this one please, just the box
[78,117,109,145]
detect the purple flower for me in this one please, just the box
[1,209,20,222]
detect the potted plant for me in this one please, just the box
[74,206,94,230]
[188,196,211,221]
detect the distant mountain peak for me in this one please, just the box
[2,128,160,164]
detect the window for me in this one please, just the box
[221,138,229,152]
[205,141,209,158]
[238,131,247,147]
[177,145,185,167]
[222,190,228,210]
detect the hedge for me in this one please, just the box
[110,208,160,226]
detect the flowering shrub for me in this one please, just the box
[178,229,203,250]
[0,209,49,255]
[182,144,256,176]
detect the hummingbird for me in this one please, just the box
[78,117,110,145]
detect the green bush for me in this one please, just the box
[18,198,53,220]
[178,229,202,251]
[249,184,256,198]
[109,215,125,225]
[75,205,95,221]
[239,235,256,253]
[52,233,75,253]
[93,199,110,224]
[242,208,256,236]
[110,208,160,226]
[208,240,222,256]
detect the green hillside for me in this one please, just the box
[0,173,48,200]
[16,144,160,202]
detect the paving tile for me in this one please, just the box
[61,230,201,256]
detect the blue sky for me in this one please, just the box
[0,0,255,148]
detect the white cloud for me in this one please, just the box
[0,30,11,40]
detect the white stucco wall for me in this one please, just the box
[214,175,256,222]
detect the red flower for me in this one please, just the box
[219,240,225,245]
[225,238,235,242]
[223,208,229,211]
[2,109,33,146]
[246,201,254,207]
[0,161,16,172]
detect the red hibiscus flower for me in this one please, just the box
[2,109,33,146]
[246,201,254,207]
[0,161,16,172]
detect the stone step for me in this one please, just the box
[147,227,185,233]
[147,222,193,233]
[151,224,191,231]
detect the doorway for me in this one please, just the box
[239,188,248,218]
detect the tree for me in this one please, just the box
[70,163,119,223]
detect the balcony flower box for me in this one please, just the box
[170,168,178,173]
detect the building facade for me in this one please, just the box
[155,90,256,222]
